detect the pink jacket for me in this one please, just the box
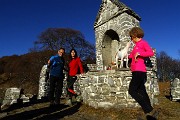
[129,39,154,72]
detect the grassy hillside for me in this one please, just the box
[0,51,56,96]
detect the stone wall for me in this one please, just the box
[37,65,68,99]
[76,69,159,109]
[170,78,180,101]
[37,63,159,109]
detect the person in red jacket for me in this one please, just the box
[65,48,84,106]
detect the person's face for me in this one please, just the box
[71,50,76,58]
[130,36,135,43]
[130,36,138,43]
[58,49,65,56]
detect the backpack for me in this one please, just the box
[144,57,153,68]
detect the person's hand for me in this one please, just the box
[79,73,85,77]
[135,52,140,62]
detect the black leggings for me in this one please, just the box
[128,72,153,113]
[66,76,77,98]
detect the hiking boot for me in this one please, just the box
[54,99,60,105]
[54,101,60,106]
[65,99,72,106]
[72,96,77,103]
[146,109,159,120]
[49,100,55,107]
[76,95,82,102]
[146,115,157,120]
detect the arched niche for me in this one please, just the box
[102,29,120,68]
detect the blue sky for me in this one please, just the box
[0,0,180,59]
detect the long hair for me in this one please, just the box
[69,48,78,60]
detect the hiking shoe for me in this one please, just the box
[72,96,77,103]
[54,99,60,105]
[146,115,157,120]
[49,102,55,107]
[146,109,159,120]
[152,110,159,119]
[49,100,54,106]
[76,95,82,102]
[65,99,72,106]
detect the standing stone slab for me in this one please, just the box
[1,88,21,109]
[170,78,180,101]
[37,65,49,99]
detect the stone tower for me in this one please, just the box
[94,0,141,70]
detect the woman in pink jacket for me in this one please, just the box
[128,27,158,119]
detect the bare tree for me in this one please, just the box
[157,51,171,81]
[157,51,180,81]
[30,28,95,61]
[170,59,180,79]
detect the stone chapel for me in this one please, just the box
[94,0,141,70]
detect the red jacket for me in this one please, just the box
[68,57,84,76]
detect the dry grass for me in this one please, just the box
[0,82,180,120]
[62,82,180,120]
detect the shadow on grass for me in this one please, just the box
[0,102,81,120]
[1,96,49,112]
[165,95,180,102]
[165,95,171,100]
